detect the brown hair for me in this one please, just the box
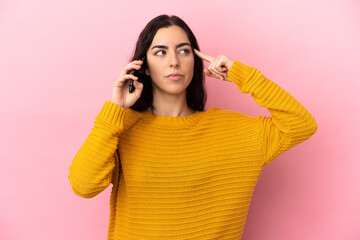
[129,14,207,112]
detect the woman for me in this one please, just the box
[68,14,318,239]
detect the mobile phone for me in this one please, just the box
[129,56,146,93]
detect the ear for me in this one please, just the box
[145,69,150,76]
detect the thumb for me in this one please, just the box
[204,68,212,77]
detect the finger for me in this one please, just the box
[209,59,229,78]
[208,65,228,80]
[208,64,227,79]
[209,58,228,73]
[194,49,214,62]
[133,79,143,89]
[116,74,138,86]
[205,68,225,80]
[121,61,143,75]
[122,74,139,82]
[121,65,141,77]
[216,65,228,73]
[204,68,212,77]
[204,69,219,79]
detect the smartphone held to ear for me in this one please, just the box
[129,56,146,93]
[129,70,136,93]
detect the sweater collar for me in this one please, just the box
[126,107,210,128]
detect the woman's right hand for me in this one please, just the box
[110,60,144,109]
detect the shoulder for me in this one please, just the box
[204,106,260,126]
[206,106,255,119]
[122,108,147,130]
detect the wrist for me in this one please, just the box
[109,100,128,109]
[227,59,234,71]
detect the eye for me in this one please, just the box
[180,49,190,54]
[155,50,166,56]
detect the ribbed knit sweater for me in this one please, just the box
[68,60,318,240]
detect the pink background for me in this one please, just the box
[1,0,359,239]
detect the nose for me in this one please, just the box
[169,51,179,68]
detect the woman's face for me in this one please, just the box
[145,25,194,96]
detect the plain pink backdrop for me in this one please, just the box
[1,0,359,239]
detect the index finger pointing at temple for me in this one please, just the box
[194,49,214,62]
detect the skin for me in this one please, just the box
[145,25,195,117]
[194,49,234,81]
[110,26,235,116]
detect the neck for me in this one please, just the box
[148,92,195,117]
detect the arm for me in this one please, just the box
[68,101,125,198]
[227,60,318,166]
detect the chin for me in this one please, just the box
[165,88,187,95]
[154,83,190,96]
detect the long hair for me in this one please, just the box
[129,14,207,112]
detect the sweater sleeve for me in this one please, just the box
[68,101,126,198]
[227,60,318,166]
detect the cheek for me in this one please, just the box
[187,59,195,76]
[146,61,160,77]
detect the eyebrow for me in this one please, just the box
[150,42,191,50]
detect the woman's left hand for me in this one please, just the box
[194,49,234,81]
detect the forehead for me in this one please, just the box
[150,25,190,46]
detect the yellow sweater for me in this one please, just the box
[68,60,317,239]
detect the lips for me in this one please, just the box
[166,73,184,80]
[166,73,184,77]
